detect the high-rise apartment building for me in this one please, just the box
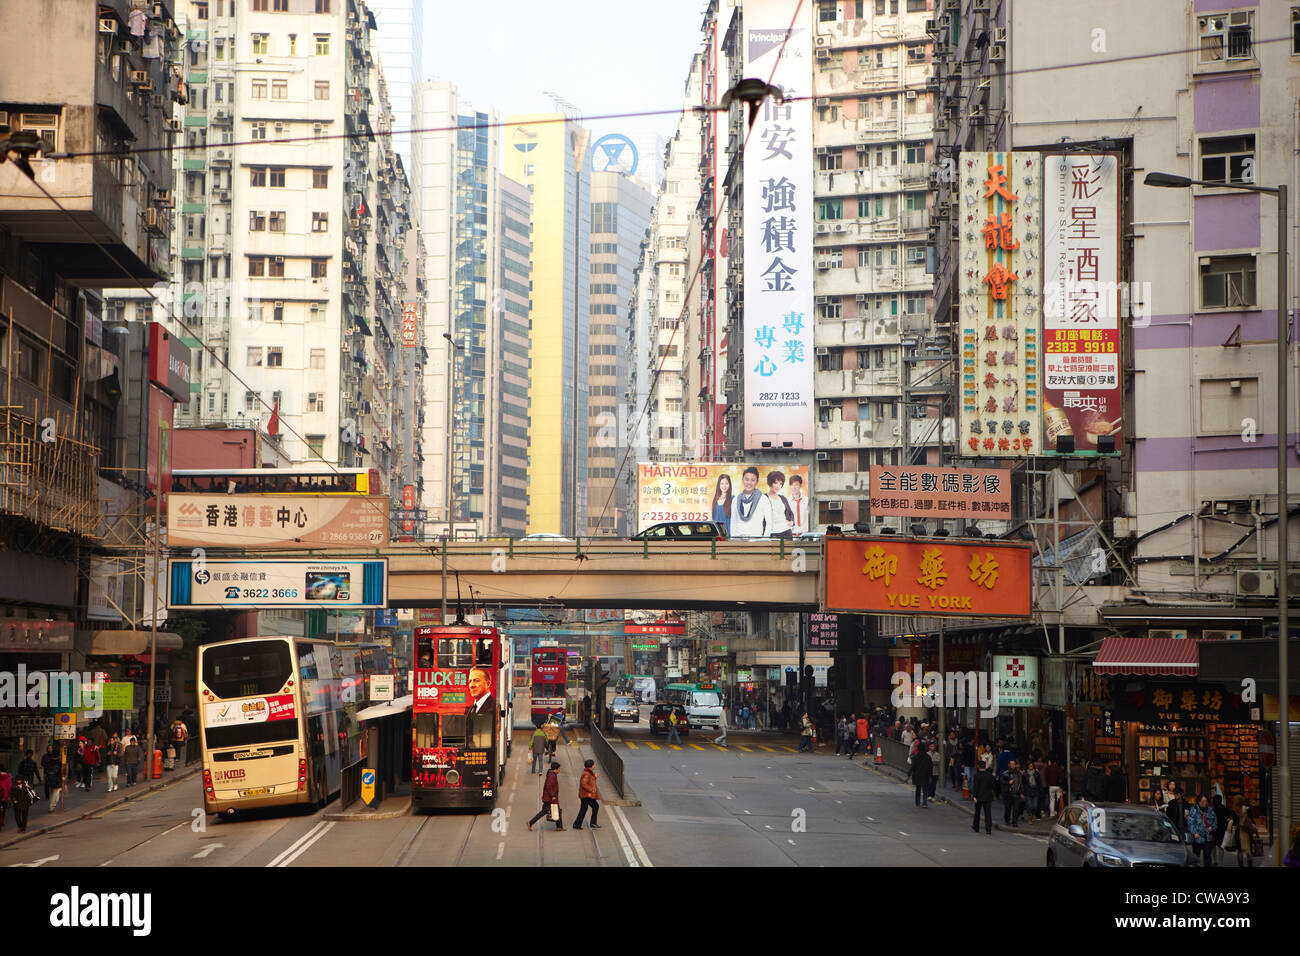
[361,0,420,169]
[504,113,590,536]
[492,176,533,536]
[586,171,652,535]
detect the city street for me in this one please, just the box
[0,708,1043,868]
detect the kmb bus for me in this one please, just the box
[411,624,507,810]
[198,637,388,815]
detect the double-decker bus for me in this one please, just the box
[197,637,386,815]
[530,642,569,727]
[411,624,506,810]
[172,467,379,496]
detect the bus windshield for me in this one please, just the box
[693,692,722,708]
[202,640,292,699]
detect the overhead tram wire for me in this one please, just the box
[42,29,1300,167]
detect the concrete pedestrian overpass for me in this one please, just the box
[291,539,822,611]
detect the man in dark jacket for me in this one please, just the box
[909,743,934,808]
[971,762,996,833]
[1166,787,1188,835]
[1000,760,1025,826]
[527,761,565,831]
[1103,764,1127,803]
[17,749,38,787]
[41,744,63,809]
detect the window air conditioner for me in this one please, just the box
[1149,629,1189,641]
[815,451,829,461]
[99,18,117,34]
[1202,629,1242,641]
[828,501,843,511]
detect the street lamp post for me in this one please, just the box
[1145,171,1290,864]
[441,331,461,624]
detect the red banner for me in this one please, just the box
[401,302,419,348]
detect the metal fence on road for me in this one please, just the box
[589,724,624,799]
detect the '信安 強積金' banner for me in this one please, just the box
[637,461,813,537]
[1041,154,1122,455]
[743,0,813,450]
[959,152,1042,456]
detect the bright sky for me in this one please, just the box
[421,0,710,188]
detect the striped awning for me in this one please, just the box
[1093,637,1199,676]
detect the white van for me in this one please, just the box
[666,682,724,731]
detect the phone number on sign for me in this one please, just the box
[222,587,300,599]
[641,511,709,522]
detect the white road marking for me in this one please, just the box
[611,805,652,867]
[9,855,58,867]
[604,802,639,867]
[496,842,505,860]
[787,839,796,845]
[266,821,335,868]
[940,848,948,853]
[192,843,224,860]
[898,831,910,837]
[866,816,876,822]
[743,810,751,814]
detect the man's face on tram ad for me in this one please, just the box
[468,667,491,702]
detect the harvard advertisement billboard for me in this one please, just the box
[636,461,813,537]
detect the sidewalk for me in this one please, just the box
[324,781,412,821]
[0,761,203,851]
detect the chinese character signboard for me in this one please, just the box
[167,559,388,609]
[808,612,839,649]
[1112,681,1252,724]
[401,302,419,348]
[1042,154,1122,455]
[743,0,814,449]
[167,494,389,548]
[822,537,1032,618]
[868,465,1011,519]
[959,152,1042,456]
[637,461,813,534]
[993,655,1039,707]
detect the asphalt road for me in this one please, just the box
[0,699,1044,867]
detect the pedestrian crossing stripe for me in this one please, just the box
[669,745,682,750]
[737,745,753,752]
[646,742,660,750]
[626,742,638,749]
[759,746,776,752]
[781,746,797,753]
[689,744,704,751]
[710,745,726,751]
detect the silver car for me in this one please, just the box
[611,696,639,723]
[1046,801,1193,867]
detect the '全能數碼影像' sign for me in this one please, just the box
[868,465,1011,519]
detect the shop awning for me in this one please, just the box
[356,694,412,721]
[1093,637,1199,676]
[88,630,183,655]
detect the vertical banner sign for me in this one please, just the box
[711,20,731,456]
[401,302,419,348]
[959,153,1042,456]
[1041,155,1122,455]
[744,0,814,450]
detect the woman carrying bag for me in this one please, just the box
[1237,804,1264,867]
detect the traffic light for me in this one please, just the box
[803,664,814,680]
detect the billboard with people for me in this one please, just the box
[636,461,813,537]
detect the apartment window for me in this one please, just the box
[818,104,839,122]
[819,450,843,473]
[268,257,285,278]
[267,348,283,367]
[818,349,843,371]
[208,393,216,413]
[905,193,926,211]
[313,168,328,188]
[248,304,263,322]
[905,293,926,314]
[251,121,267,140]
[818,151,842,171]
[906,0,925,10]
[1198,11,1253,64]
[253,0,266,10]
[273,302,284,322]
[244,390,261,412]
[250,167,266,187]
[307,435,326,458]
[248,256,265,276]
[857,197,874,218]
[251,34,269,56]
[905,245,925,264]
[314,80,330,100]
[269,211,286,232]
[904,144,926,164]
[309,304,324,322]
[312,212,329,232]
[1200,254,1256,309]
[1294,7,1300,55]
[818,1,837,22]
[313,123,325,139]
[311,258,328,278]
[817,301,842,320]
[274,0,288,10]
[316,0,332,12]
[307,392,325,412]
[247,347,263,367]
[271,80,288,100]
[269,167,286,187]
[818,401,841,424]
[315,34,330,55]
[817,198,843,220]
[907,45,926,63]
[215,39,225,60]
[251,79,267,99]
[667,263,682,277]
[309,348,326,369]
[249,210,266,231]
[1200,134,1255,185]
[1199,377,1259,435]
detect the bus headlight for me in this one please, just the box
[445,769,461,786]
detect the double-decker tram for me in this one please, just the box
[529,642,569,727]
[172,467,379,496]
[197,637,386,815]
[411,624,507,810]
